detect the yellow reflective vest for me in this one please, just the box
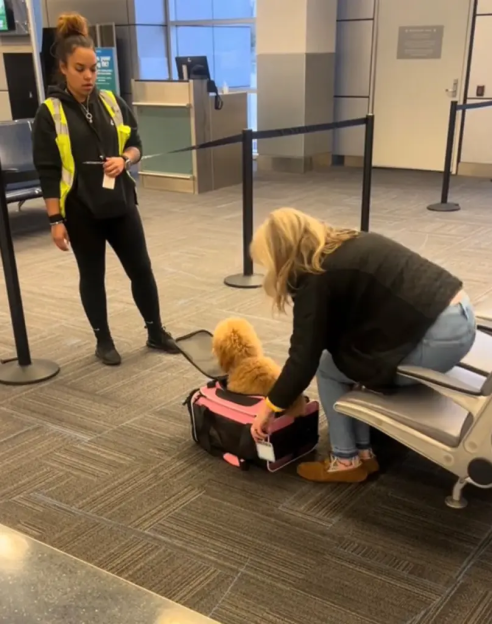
[43,90,133,217]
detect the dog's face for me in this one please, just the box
[212,318,263,373]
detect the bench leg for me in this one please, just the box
[445,477,468,509]
[17,201,25,212]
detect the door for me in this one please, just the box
[373,0,473,171]
[4,53,39,120]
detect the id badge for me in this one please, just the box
[102,174,116,190]
[256,441,276,462]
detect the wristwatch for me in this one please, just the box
[121,155,131,170]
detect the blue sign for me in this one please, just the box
[95,47,120,94]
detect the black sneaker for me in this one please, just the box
[147,327,180,354]
[95,339,122,366]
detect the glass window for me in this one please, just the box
[171,26,214,78]
[251,28,257,88]
[248,92,257,153]
[248,92,257,131]
[172,25,254,89]
[135,26,169,80]
[169,0,213,21]
[213,0,256,19]
[134,0,165,24]
[169,0,255,21]
[214,26,253,88]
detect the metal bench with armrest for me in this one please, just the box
[334,365,492,508]
[475,298,492,333]
[0,120,42,210]
[458,300,492,376]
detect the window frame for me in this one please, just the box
[159,0,257,137]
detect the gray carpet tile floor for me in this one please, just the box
[1,167,492,623]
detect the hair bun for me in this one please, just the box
[56,13,89,39]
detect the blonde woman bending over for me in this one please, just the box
[250,208,476,484]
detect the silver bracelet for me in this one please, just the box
[50,220,64,227]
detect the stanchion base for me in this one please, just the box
[0,358,60,386]
[427,202,461,212]
[224,273,263,289]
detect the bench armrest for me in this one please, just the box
[477,321,492,335]
[397,365,482,396]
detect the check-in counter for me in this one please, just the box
[132,80,248,194]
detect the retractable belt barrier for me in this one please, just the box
[171,117,367,154]
[169,115,375,289]
[428,99,492,213]
[457,100,492,111]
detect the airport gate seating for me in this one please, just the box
[0,120,42,210]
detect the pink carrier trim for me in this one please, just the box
[197,383,319,431]
[223,453,241,467]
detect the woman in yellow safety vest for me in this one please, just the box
[32,12,179,366]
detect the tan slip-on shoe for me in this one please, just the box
[297,457,369,483]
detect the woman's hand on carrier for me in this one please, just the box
[103,157,125,178]
[251,402,275,443]
[51,223,70,251]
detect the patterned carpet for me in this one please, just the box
[1,168,492,623]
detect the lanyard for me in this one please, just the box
[67,89,110,160]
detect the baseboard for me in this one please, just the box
[458,162,492,178]
[331,154,364,168]
[256,155,312,174]
[140,173,195,193]
[311,152,332,171]
[256,152,332,174]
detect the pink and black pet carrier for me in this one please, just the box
[176,330,320,472]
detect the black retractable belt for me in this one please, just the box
[171,114,374,283]
[0,158,60,385]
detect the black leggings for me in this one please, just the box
[65,204,161,340]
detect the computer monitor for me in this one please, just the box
[175,55,211,81]
[0,0,15,33]
[175,55,223,111]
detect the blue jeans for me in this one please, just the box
[317,296,477,459]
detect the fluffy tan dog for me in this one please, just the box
[212,317,306,416]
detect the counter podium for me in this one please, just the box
[132,79,248,194]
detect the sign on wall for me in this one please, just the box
[397,26,444,60]
[95,47,120,94]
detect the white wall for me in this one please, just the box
[333,0,375,157]
[461,10,492,164]
[477,0,492,13]
[334,0,492,168]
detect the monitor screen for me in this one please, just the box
[0,0,14,32]
[175,55,211,81]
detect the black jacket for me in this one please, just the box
[32,86,143,219]
[268,232,463,409]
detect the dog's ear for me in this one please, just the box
[212,330,235,373]
[213,340,235,373]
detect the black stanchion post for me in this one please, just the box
[224,128,263,289]
[360,113,374,232]
[0,158,60,385]
[427,100,461,212]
